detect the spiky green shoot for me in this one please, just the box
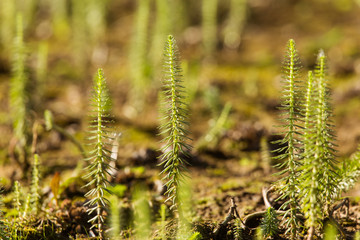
[261,207,279,239]
[299,70,322,234]
[260,136,272,174]
[159,35,191,210]
[337,147,360,195]
[128,0,150,113]
[160,204,167,240]
[298,50,339,239]
[36,41,48,101]
[233,218,244,240]
[30,154,41,215]
[23,194,30,218]
[313,50,338,212]
[10,14,28,167]
[13,181,21,215]
[83,68,115,239]
[133,184,151,240]
[176,179,193,239]
[273,39,302,239]
[150,0,170,74]
[109,196,121,240]
[223,0,247,49]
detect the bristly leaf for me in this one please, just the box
[158,35,191,211]
[83,68,115,240]
[273,39,302,239]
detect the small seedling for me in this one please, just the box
[30,154,41,215]
[260,207,279,239]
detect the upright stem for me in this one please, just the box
[288,39,298,240]
[97,72,104,239]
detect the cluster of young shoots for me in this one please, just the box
[274,39,360,239]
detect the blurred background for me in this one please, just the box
[1,0,360,178]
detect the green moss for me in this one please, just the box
[219,178,244,191]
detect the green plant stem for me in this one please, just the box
[274,39,302,239]
[159,35,191,210]
[84,68,114,239]
[315,50,337,213]
[300,70,322,236]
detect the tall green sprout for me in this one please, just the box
[30,154,41,215]
[86,0,108,47]
[273,39,302,239]
[17,0,36,31]
[0,0,15,51]
[299,70,322,236]
[50,0,70,41]
[71,0,91,74]
[170,0,187,36]
[71,0,109,74]
[83,68,115,239]
[36,42,48,93]
[202,0,218,59]
[159,35,191,210]
[337,147,360,195]
[150,0,170,77]
[313,50,338,211]
[109,196,121,240]
[13,181,22,215]
[223,0,247,49]
[10,14,29,169]
[300,51,338,240]
[133,184,151,240]
[128,0,150,113]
